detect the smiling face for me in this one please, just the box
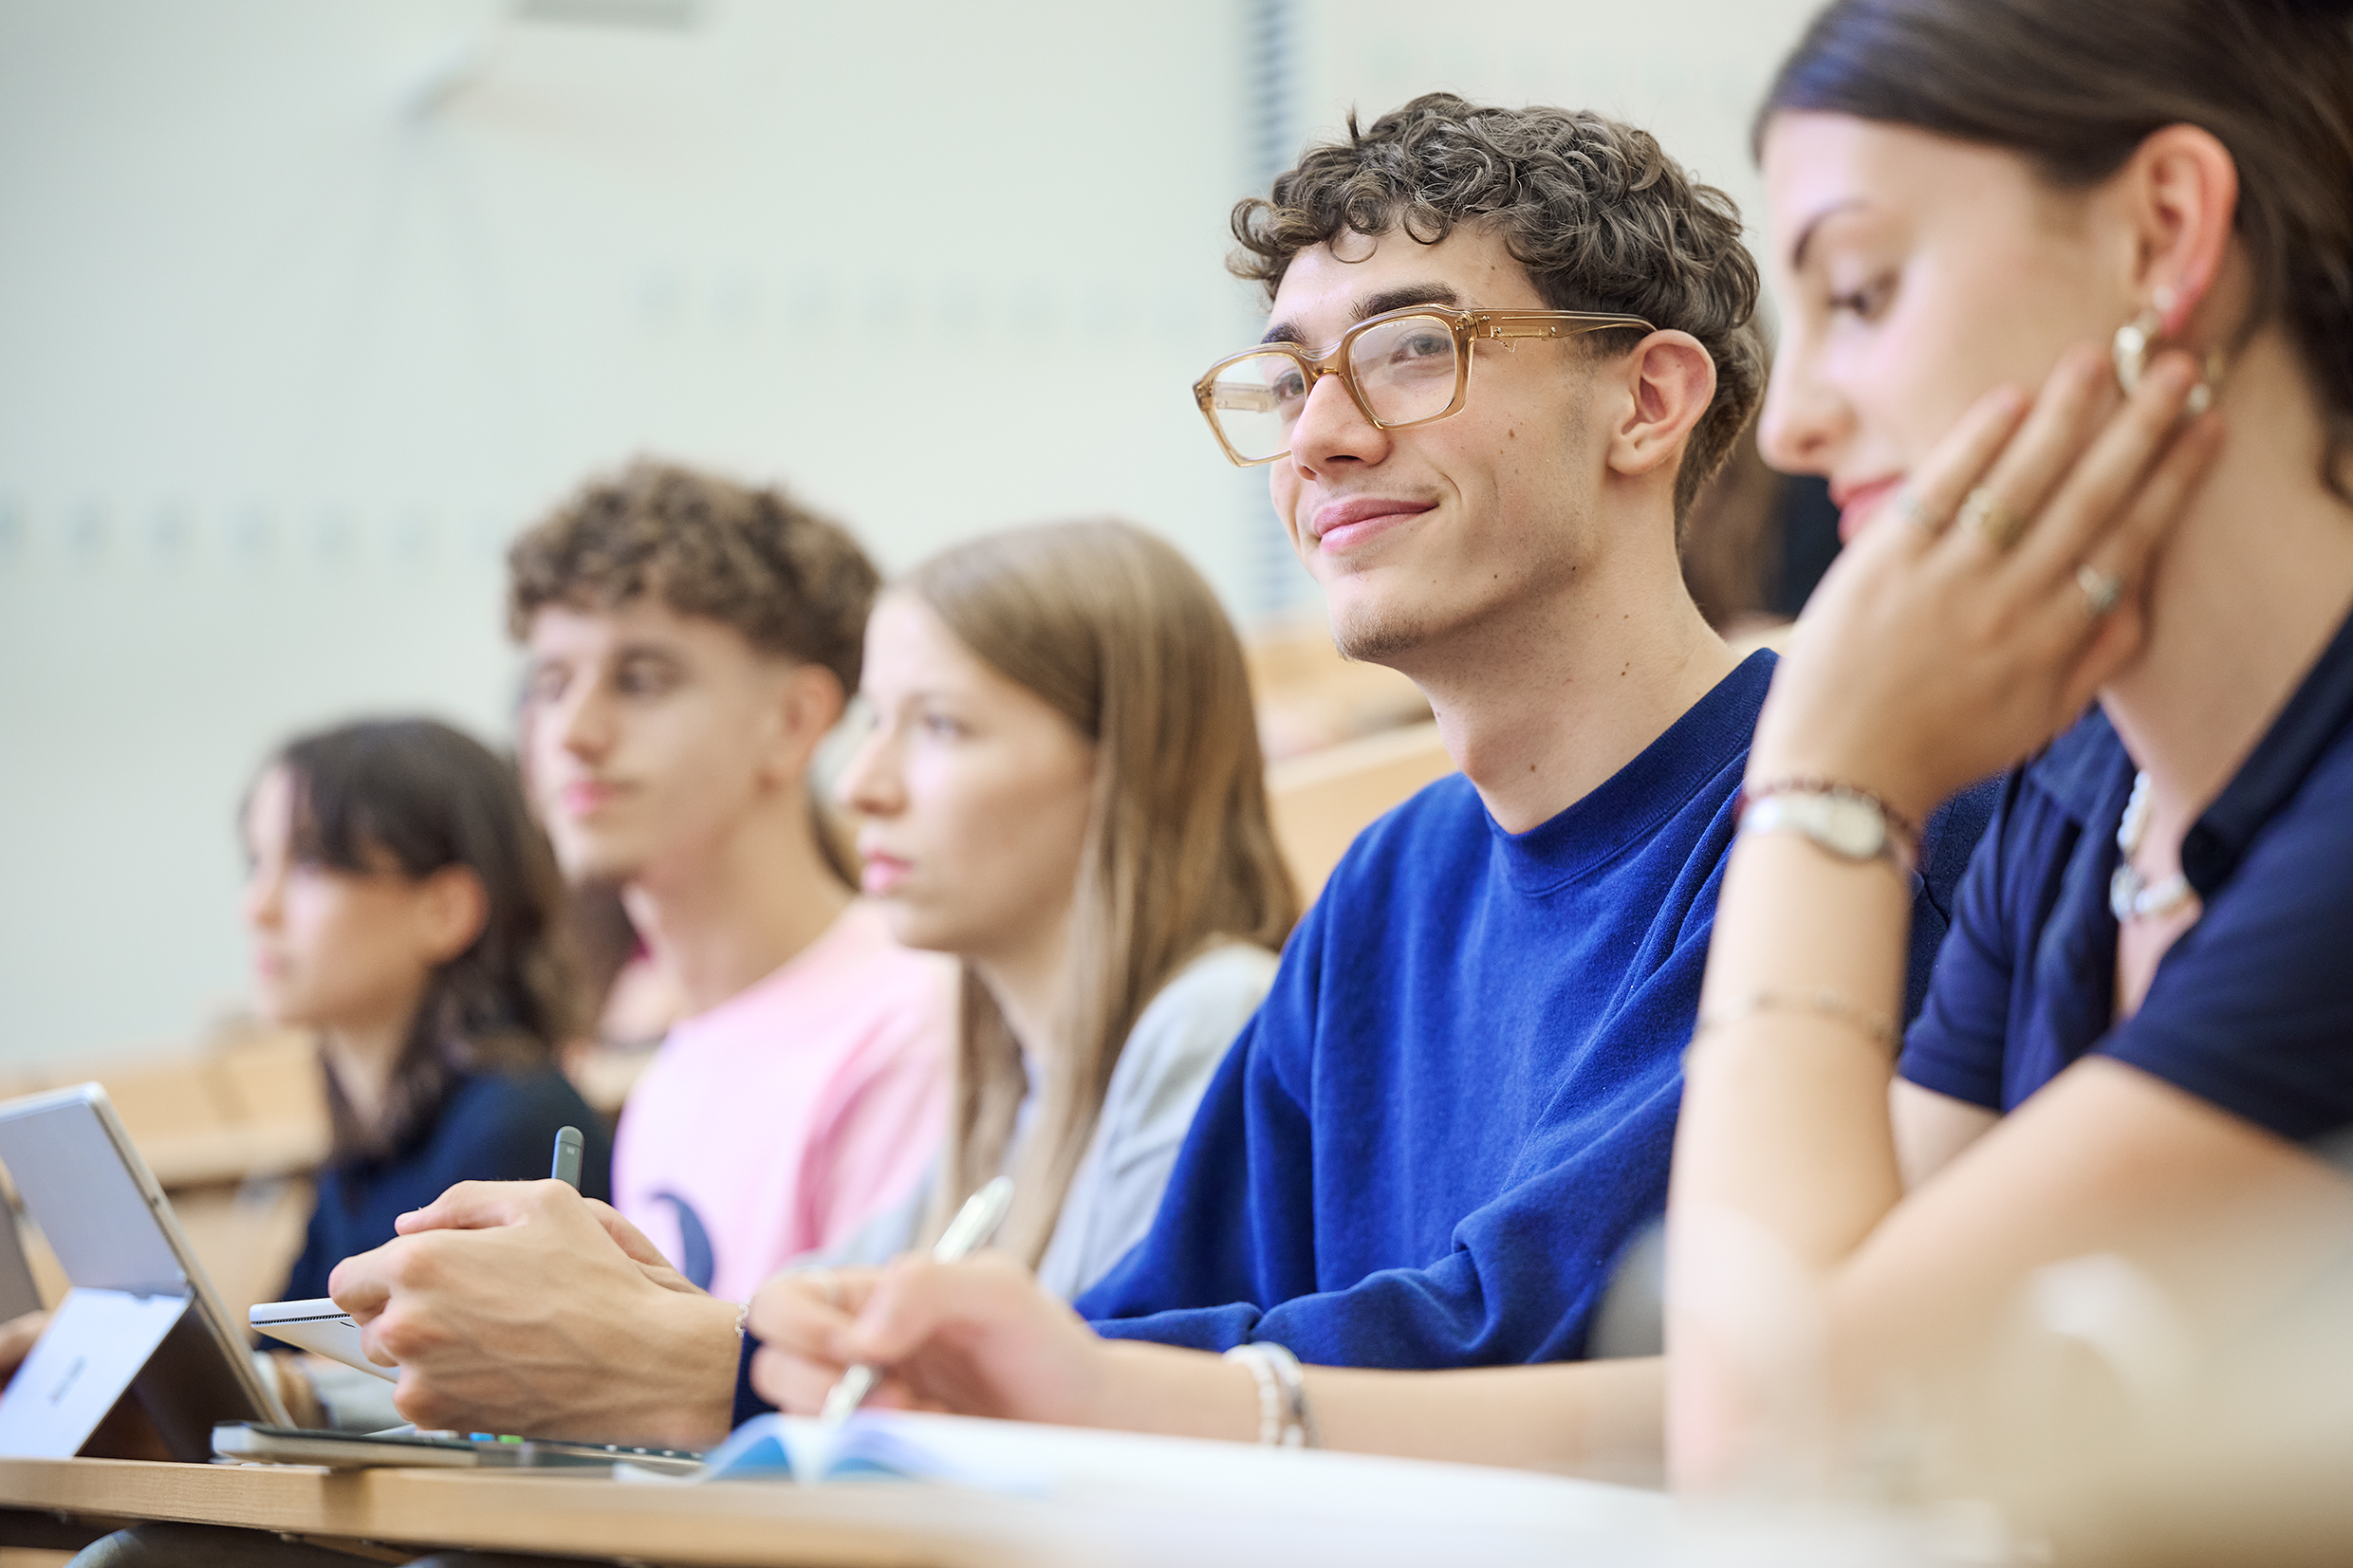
[1757,112,2134,540]
[240,765,445,1034]
[1265,224,1618,667]
[522,596,815,887]
[835,592,1097,967]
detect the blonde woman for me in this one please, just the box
[801,518,1302,1301]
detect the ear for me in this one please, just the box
[1605,331,1717,485]
[2119,124,2238,336]
[754,662,848,787]
[414,866,489,967]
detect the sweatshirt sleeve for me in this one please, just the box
[1079,916,1693,1366]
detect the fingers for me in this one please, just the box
[397,1178,573,1235]
[2045,410,2226,714]
[743,1270,879,1414]
[744,1268,869,1357]
[327,1242,398,1323]
[2010,351,2202,588]
[583,1199,680,1274]
[1935,345,2113,561]
[1882,385,2030,552]
[846,1253,1049,1365]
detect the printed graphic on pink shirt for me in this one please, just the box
[612,901,954,1303]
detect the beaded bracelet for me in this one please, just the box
[1694,987,1900,1055]
[1224,1341,1321,1448]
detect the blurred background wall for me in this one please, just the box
[0,0,1818,1068]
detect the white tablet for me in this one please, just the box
[0,1083,290,1456]
[249,1297,397,1382]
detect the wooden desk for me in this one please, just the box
[0,1447,1673,1568]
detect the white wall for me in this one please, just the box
[0,0,1819,1068]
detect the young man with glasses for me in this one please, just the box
[316,95,1984,1461]
[731,94,1992,1460]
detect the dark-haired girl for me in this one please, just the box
[1668,0,2353,1499]
[246,718,611,1308]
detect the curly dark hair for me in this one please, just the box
[507,459,880,701]
[1232,92,1766,520]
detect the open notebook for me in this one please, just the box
[660,1410,1672,1536]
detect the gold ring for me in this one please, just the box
[2075,563,2123,618]
[1958,487,2030,551]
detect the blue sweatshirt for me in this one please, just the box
[1074,652,1989,1365]
[280,1066,611,1302]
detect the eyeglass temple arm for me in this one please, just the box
[1470,312,1655,340]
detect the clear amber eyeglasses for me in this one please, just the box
[1191,304,1656,467]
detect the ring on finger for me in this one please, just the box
[1958,486,2031,551]
[1893,486,1940,535]
[2075,563,2124,619]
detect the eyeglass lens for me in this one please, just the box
[1205,313,1460,462]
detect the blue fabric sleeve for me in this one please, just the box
[732,1330,771,1428]
[2101,753,2353,1141]
[1079,900,1697,1366]
[1906,779,2000,1024]
[1900,773,2028,1111]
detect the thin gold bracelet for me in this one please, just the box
[1693,987,1900,1054]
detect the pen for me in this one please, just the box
[550,1125,584,1189]
[811,1175,1014,1453]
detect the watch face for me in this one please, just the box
[1820,796,1883,859]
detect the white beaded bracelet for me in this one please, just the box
[1224,1341,1321,1448]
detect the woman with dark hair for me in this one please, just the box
[1666,0,2353,1501]
[247,717,611,1306]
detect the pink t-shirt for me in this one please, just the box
[613,901,954,1303]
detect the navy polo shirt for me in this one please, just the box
[1902,606,2353,1143]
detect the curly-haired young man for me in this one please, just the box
[323,99,1986,1466]
[325,463,954,1445]
[735,94,1992,1468]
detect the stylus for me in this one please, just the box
[809,1175,1014,1469]
[550,1126,584,1190]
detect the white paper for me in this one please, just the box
[250,1300,398,1383]
[0,1286,187,1457]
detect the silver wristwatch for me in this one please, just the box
[1739,786,1917,876]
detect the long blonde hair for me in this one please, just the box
[909,520,1300,1264]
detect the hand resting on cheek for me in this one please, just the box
[328,1178,742,1448]
[1750,341,2225,816]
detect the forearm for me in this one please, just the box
[1096,1342,1663,1481]
[1676,833,1913,1269]
[1306,1358,1663,1482]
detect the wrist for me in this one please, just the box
[1095,1340,1261,1443]
[630,1290,745,1448]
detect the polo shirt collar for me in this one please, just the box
[2027,602,2353,896]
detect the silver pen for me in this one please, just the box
[811,1175,1014,1448]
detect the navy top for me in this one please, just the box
[1071,652,1989,1366]
[280,1066,613,1301]
[1903,606,2353,1142]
